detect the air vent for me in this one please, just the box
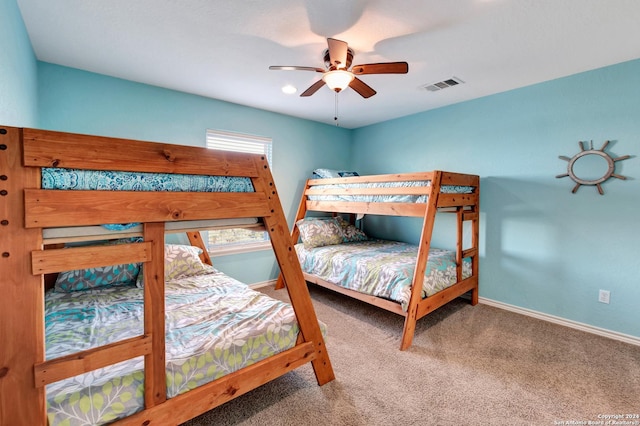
[422,77,464,92]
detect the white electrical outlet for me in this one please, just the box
[598,290,610,304]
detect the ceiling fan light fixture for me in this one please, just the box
[270,38,406,99]
[322,70,354,92]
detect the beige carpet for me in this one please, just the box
[183,285,640,426]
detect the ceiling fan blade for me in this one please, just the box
[351,62,409,75]
[327,38,348,69]
[300,79,326,97]
[269,65,325,72]
[349,77,376,98]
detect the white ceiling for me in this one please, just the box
[17,0,640,129]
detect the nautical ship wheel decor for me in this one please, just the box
[556,140,630,195]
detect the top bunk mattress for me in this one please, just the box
[40,168,258,237]
[307,180,474,203]
[42,168,254,192]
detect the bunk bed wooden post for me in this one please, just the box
[143,222,167,408]
[186,231,213,266]
[0,126,47,425]
[456,207,464,281]
[399,171,443,351]
[470,198,480,305]
[275,179,311,290]
[251,164,334,385]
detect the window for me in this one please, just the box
[205,129,273,255]
[206,129,273,164]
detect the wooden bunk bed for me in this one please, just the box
[0,126,334,425]
[276,171,480,350]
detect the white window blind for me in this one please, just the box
[206,129,272,165]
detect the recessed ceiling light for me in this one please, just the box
[282,84,297,95]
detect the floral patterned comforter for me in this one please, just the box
[45,270,304,425]
[296,240,472,311]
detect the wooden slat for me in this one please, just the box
[31,242,152,275]
[462,248,478,259]
[117,343,316,425]
[25,190,269,228]
[308,171,436,186]
[304,273,405,316]
[306,200,427,217]
[41,222,266,246]
[22,128,260,177]
[440,171,480,187]
[43,231,143,245]
[0,126,46,425]
[436,193,478,208]
[34,336,152,387]
[463,211,479,221]
[143,222,167,408]
[306,185,432,196]
[306,192,475,215]
[308,171,479,188]
[416,277,478,319]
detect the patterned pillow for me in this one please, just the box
[136,244,211,287]
[54,238,142,292]
[312,168,360,179]
[334,216,368,243]
[296,217,344,249]
[164,244,210,280]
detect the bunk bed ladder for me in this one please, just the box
[251,162,334,385]
[467,200,480,305]
[456,205,480,305]
[274,178,310,291]
[456,207,464,281]
[29,228,166,417]
[400,171,443,350]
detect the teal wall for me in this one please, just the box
[37,62,352,283]
[5,0,639,338]
[0,0,38,126]
[352,59,640,338]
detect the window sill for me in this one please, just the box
[208,241,272,257]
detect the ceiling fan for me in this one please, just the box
[269,38,408,98]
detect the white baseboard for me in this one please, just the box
[479,297,640,347]
[249,279,277,290]
[250,282,640,347]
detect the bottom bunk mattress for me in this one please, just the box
[295,239,472,312]
[45,267,311,425]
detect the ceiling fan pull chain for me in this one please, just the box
[334,93,339,126]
